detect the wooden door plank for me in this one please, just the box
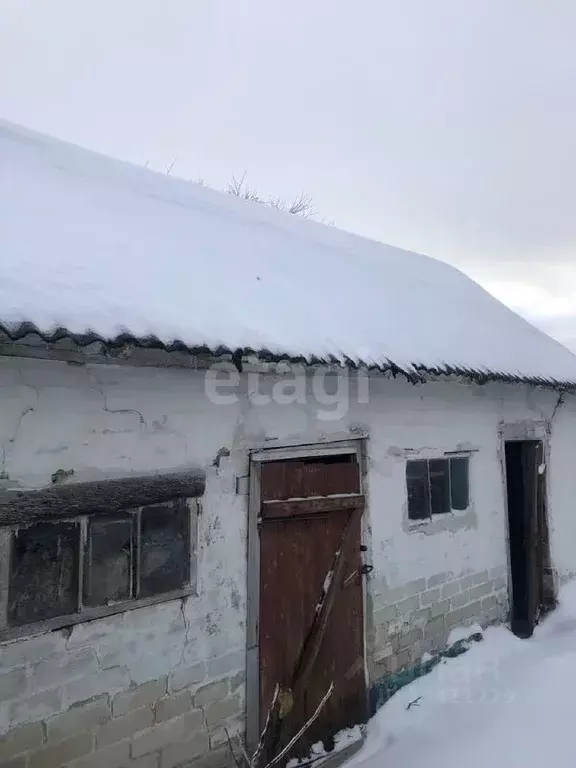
[291,505,362,690]
[259,507,365,763]
[261,495,364,520]
[261,461,360,501]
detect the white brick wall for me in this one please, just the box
[1,355,575,765]
[371,566,509,675]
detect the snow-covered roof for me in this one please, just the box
[1,119,576,387]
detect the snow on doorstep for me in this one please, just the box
[2,119,576,384]
[286,725,363,768]
[346,580,576,768]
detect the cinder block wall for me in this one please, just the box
[0,599,245,768]
[370,567,509,678]
[0,359,250,768]
[2,357,571,766]
[0,559,247,768]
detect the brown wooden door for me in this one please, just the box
[258,457,367,762]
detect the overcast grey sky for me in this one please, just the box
[1,0,575,349]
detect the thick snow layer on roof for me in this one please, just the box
[1,119,576,384]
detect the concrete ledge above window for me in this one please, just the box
[0,471,204,641]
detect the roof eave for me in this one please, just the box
[0,323,574,392]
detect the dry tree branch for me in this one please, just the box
[226,679,335,768]
[224,727,245,768]
[228,171,261,203]
[250,683,281,768]
[261,682,335,768]
[227,173,318,219]
[165,155,179,176]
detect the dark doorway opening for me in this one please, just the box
[504,440,555,638]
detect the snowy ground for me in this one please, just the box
[348,581,576,768]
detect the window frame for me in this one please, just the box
[406,455,470,522]
[0,498,200,641]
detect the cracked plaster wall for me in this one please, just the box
[1,356,576,747]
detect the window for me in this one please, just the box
[4,497,196,633]
[406,457,469,521]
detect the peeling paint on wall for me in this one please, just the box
[1,356,576,761]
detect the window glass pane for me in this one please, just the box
[406,460,430,520]
[140,500,190,598]
[84,518,134,607]
[9,522,79,626]
[429,459,450,515]
[450,458,469,510]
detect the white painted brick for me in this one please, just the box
[493,575,507,591]
[132,755,162,768]
[472,570,490,586]
[160,732,210,768]
[373,605,397,626]
[29,732,94,768]
[386,616,411,636]
[395,629,422,651]
[459,575,475,590]
[67,740,130,768]
[181,637,204,666]
[65,667,130,708]
[373,643,394,663]
[97,706,154,748]
[203,695,242,727]
[229,671,244,693]
[445,599,483,629]
[0,669,27,704]
[481,595,499,613]
[403,578,427,598]
[131,710,204,758]
[470,582,492,600]
[0,634,67,670]
[169,662,207,693]
[10,687,64,726]
[208,718,244,750]
[124,601,184,632]
[125,647,184,686]
[68,615,126,649]
[0,703,9,736]
[395,596,420,616]
[428,598,452,619]
[205,632,231,659]
[207,650,244,680]
[156,691,192,722]
[378,585,405,606]
[427,572,451,589]
[193,680,228,708]
[32,648,99,691]
[451,589,471,609]
[99,631,185,672]
[0,721,44,761]
[411,608,431,629]
[420,589,441,607]
[46,696,111,743]
[113,678,167,716]
[441,580,460,599]
[424,615,445,639]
